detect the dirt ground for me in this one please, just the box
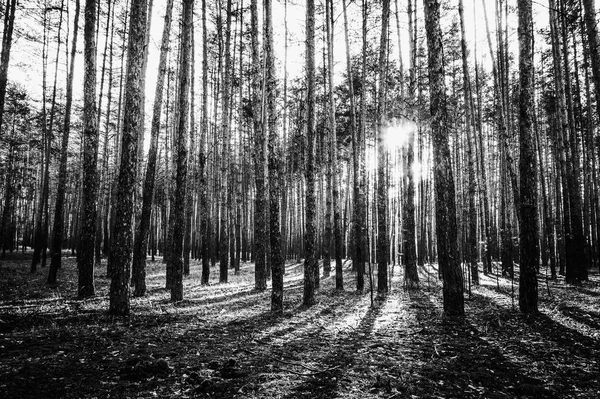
[1,253,599,398]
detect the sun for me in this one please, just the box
[384,118,417,150]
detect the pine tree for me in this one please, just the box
[109,0,150,315]
[423,0,464,317]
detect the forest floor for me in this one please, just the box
[0,253,599,398]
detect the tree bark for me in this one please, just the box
[423,0,464,316]
[376,0,390,297]
[219,0,233,284]
[199,0,210,285]
[109,0,149,314]
[251,0,268,291]
[170,0,193,301]
[78,0,100,298]
[517,0,538,313]
[303,0,317,307]
[265,0,283,313]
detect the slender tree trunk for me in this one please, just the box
[169,0,192,301]
[376,0,390,297]
[264,0,283,312]
[48,0,81,285]
[131,0,174,297]
[423,0,464,316]
[31,4,50,274]
[199,0,210,285]
[251,0,268,291]
[402,0,419,288]
[219,0,232,283]
[184,12,196,277]
[582,0,600,166]
[342,0,364,292]
[303,0,317,306]
[457,0,478,286]
[326,0,343,290]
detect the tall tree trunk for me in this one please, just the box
[582,0,600,165]
[265,0,283,312]
[251,0,268,291]
[169,0,192,301]
[457,0,478,286]
[48,0,81,285]
[94,0,114,267]
[199,0,210,285]
[402,0,419,288]
[303,0,317,307]
[219,0,232,284]
[109,0,149,314]
[376,0,390,296]
[132,0,174,297]
[326,0,343,290]
[78,0,100,298]
[423,0,464,316]
[517,0,538,313]
[342,0,364,292]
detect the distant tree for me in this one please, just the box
[423,0,464,317]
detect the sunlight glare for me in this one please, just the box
[384,119,417,150]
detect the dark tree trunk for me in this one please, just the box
[326,0,343,290]
[403,0,419,289]
[109,0,150,315]
[265,0,283,313]
[303,0,317,307]
[458,0,478,286]
[78,0,100,298]
[251,0,268,291]
[199,0,210,285]
[423,0,464,317]
[342,0,364,292]
[517,0,538,313]
[376,0,390,297]
[170,0,192,301]
[219,0,232,284]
